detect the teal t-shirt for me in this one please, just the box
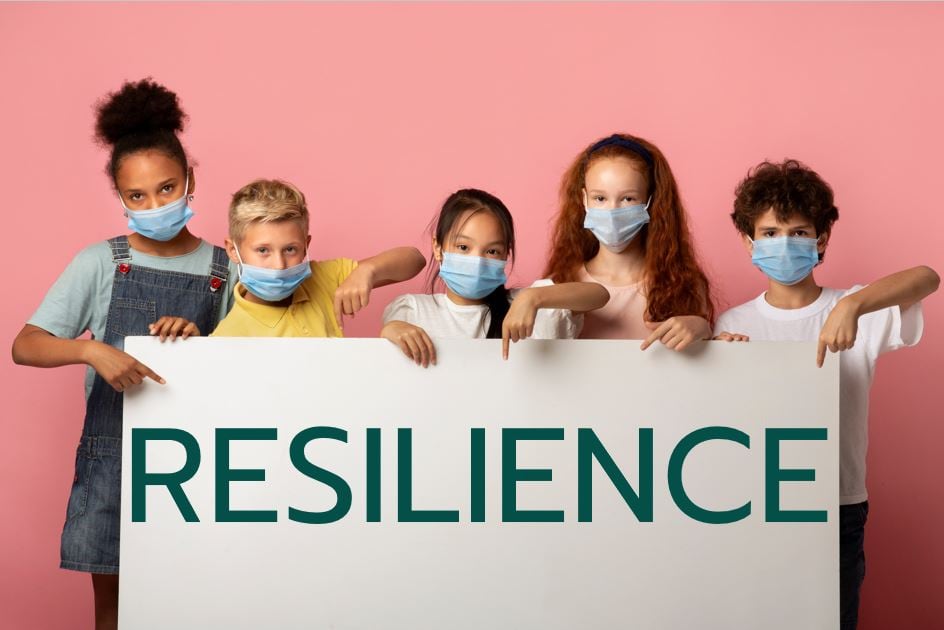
[28,239,238,400]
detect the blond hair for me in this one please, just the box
[229,179,309,242]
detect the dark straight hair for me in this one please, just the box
[429,188,516,339]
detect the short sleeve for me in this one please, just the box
[336,258,358,285]
[27,244,109,340]
[382,294,417,326]
[844,285,925,358]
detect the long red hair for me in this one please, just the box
[543,133,715,323]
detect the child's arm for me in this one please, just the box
[502,282,610,359]
[334,247,426,325]
[12,324,165,391]
[640,316,713,352]
[817,265,939,367]
[381,321,436,368]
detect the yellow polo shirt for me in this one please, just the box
[210,258,357,337]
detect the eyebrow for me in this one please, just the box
[587,189,641,195]
[123,178,178,195]
[758,224,814,231]
[455,234,505,248]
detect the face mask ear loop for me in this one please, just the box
[233,245,245,280]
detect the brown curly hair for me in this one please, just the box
[732,159,839,239]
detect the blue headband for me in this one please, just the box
[587,135,654,168]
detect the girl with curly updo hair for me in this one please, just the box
[12,78,238,629]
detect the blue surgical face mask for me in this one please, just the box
[234,246,312,302]
[583,197,651,252]
[120,176,195,242]
[439,252,507,300]
[750,236,820,285]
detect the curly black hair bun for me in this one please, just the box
[95,78,187,146]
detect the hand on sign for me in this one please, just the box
[640,316,712,352]
[714,331,750,342]
[501,289,540,360]
[381,320,437,368]
[149,316,200,341]
[816,296,859,368]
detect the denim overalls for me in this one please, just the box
[60,236,229,573]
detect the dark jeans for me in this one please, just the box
[840,501,869,630]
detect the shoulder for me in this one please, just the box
[715,297,761,329]
[71,241,114,269]
[311,257,357,283]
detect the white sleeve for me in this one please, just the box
[382,294,417,326]
[843,286,925,358]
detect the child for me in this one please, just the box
[10,79,237,629]
[544,133,714,351]
[381,188,610,365]
[713,159,939,630]
[211,178,425,337]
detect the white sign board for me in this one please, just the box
[120,338,838,629]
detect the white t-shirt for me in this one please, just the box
[714,286,924,505]
[382,280,582,340]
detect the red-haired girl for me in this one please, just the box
[544,133,714,350]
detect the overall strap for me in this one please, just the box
[208,245,231,293]
[107,235,132,264]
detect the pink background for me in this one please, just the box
[2,3,942,628]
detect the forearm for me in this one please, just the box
[11,325,94,368]
[844,265,940,316]
[360,247,426,287]
[526,282,610,313]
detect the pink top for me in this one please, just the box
[576,266,650,340]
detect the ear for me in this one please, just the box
[224,237,240,265]
[741,232,754,256]
[187,167,196,196]
[581,188,589,209]
[817,230,830,255]
[432,237,443,263]
[306,234,312,249]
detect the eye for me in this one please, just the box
[592,195,605,203]
[622,196,637,203]
[486,248,502,256]
[285,246,297,254]
[762,230,777,238]
[256,247,268,255]
[456,244,469,252]
[129,193,143,201]
[792,230,809,237]
[161,184,174,194]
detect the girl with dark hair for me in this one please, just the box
[381,188,609,365]
[11,78,237,629]
[544,133,715,350]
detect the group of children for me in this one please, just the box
[11,79,938,630]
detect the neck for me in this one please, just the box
[128,228,201,257]
[764,273,822,309]
[445,287,486,306]
[584,238,646,286]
